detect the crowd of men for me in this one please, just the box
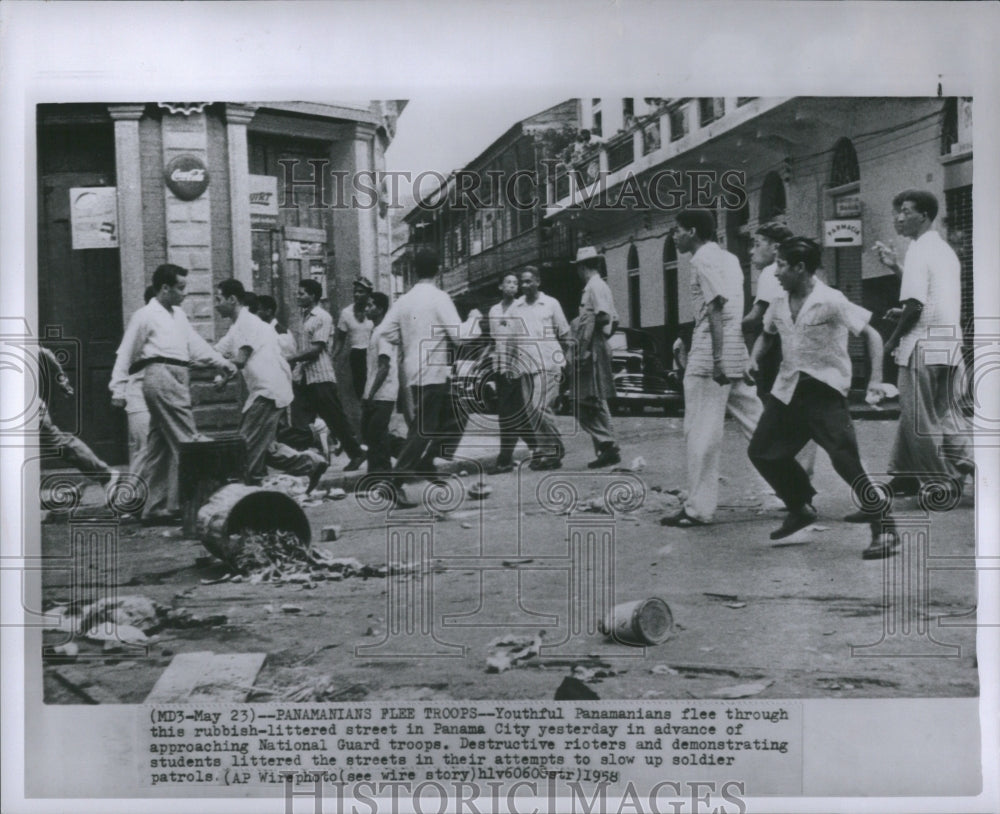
[39,188,971,559]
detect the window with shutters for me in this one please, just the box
[627,244,641,328]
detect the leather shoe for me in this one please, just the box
[769,505,817,540]
[530,456,563,471]
[862,531,901,560]
[587,446,621,469]
[344,454,366,472]
[306,460,329,493]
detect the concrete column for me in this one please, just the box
[353,123,379,289]
[161,110,214,340]
[224,104,258,288]
[108,104,146,324]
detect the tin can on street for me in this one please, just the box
[600,597,674,645]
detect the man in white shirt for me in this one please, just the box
[110,263,237,524]
[360,292,398,481]
[257,294,298,359]
[488,272,528,472]
[511,265,571,470]
[747,238,896,559]
[380,248,463,490]
[333,277,375,402]
[214,279,327,491]
[879,189,972,498]
[662,210,761,527]
[570,247,621,468]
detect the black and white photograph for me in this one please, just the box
[2,3,998,813]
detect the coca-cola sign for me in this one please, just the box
[164,154,210,201]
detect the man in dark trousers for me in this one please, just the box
[287,279,365,471]
[746,237,897,559]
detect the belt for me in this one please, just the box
[129,356,190,375]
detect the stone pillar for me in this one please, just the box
[108,104,146,324]
[161,110,214,340]
[224,104,258,289]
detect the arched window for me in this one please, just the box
[830,138,860,187]
[627,244,641,328]
[759,171,786,222]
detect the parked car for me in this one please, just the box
[554,327,683,416]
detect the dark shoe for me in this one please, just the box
[587,446,621,469]
[660,508,708,527]
[306,460,329,493]
[530,456,563,471]
[843,508,880,524]
[344,454,365,472]
[494,458,515,474]
[888,476,920,498]
[862,531,901,560]
[769,505,818,540]
[389,488,419,509]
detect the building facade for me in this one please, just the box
[37,101,404,464]
[545,96,975,384]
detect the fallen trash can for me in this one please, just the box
[179,434,248,537]
[196,483,311,565]
[600,597,674,646]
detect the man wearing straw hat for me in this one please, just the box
[570,246,622,469]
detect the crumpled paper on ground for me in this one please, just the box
[485,632,544,673]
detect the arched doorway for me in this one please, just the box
[759,171,786,223]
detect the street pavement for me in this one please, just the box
[41,412,978,703]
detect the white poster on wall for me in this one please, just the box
[69,186,118,249]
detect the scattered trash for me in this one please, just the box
[298,498,324,508]
[261,473,309,497]
[321,525,343,542]
[263,604,275,614]
[460,522,473,529]
[703,592,739,603]
[468,482,492,500]
[710,679,773,699]
[486,632,544,673]
[52,642,79,658]
[554,676,600,700]
[613,456,646,473]
[651,664,679,676]
[657,544,674,555]
[724,602,748,610]
[601,598,674,645]
[279,675,370,702]
[327,487,347,501]
[281,604,302,614]
[86,623,148,646]
[501,558,534,567]
[806,524,830,532]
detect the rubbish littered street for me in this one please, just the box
[42,413,978,704]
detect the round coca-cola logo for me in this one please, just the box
[164,154,210,201]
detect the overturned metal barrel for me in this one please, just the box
[600,597,674,646]
[196,483,311,564]
[179,434,248,537]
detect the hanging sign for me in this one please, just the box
[70,187,119,249]
[823,219,862,247]
[249,174,279,224]
[834,194,862,218]
[164,154,210,201]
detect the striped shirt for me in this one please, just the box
[297,305,337,385]
[686,241,748,378]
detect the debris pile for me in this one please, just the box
[206,528,435,585]
[485,631,544,673]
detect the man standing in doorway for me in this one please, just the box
[110,263,237,524]
[570,246,621,469]
[747,238,896,559]
[488,272,527,473]
[511,265,571,470]
[381,247,463,498]
[214,279,328,491]
[288,279,366,471]
[662,209,760,527]
[879,189,973,499]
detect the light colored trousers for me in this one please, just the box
[522,370,564,458]
[240,397,325,482]
[578,397,616,454]
[128,407,176,511]
[140,364,198,518]
[683,375,816,522]
[890,355,973,482]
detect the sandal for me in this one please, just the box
[660,509,708,527]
